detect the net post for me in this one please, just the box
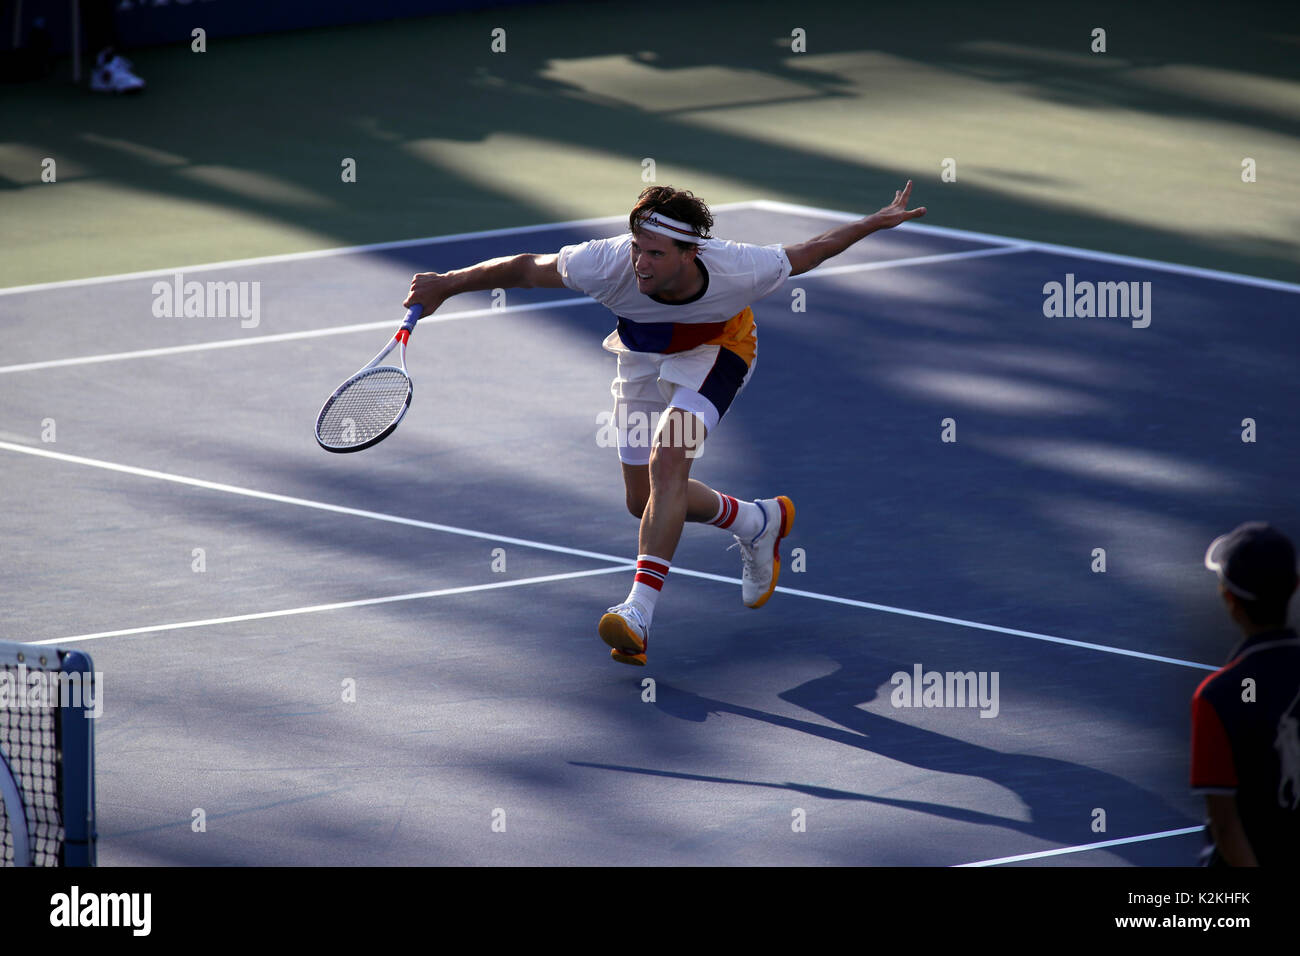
[58,649,96,867]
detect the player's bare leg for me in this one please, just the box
[622,410,788,568]
[620,465,719,526]
[621,418,719,552]
[634,412,794,608]
[639,408,708,559]
[600,409,707,663]
[601,408,794,663]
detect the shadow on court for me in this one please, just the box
[588,663,1191,866]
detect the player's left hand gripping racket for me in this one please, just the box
[315,305,424,452]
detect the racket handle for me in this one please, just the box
[400,304,424,333]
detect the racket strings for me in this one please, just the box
[317,367,411,447]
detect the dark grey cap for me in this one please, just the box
[1204,522,1298,602]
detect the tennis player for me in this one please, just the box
[405,183,926,664]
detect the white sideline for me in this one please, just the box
[30,566,634,646]
[0,440,1217,671]
[955,825,1205,866]
[751,199,1300,294]
[0,440,632,564]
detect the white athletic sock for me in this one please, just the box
[707,492,765,542]
[624,555,671,625]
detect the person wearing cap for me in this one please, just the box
[1193,522,1300,865]
[405,183,925,664]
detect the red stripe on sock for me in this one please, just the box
[710,494,738,528]
[635,557,670,590]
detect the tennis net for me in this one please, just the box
[0,641,97,866]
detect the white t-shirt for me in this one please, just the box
[557,234,791,326]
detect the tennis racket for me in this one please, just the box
[315,304,424,453]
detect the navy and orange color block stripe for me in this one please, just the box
[615,307,757,365]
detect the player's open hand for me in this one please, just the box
[403,272,450,314]
[871,181,927,230]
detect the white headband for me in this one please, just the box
[636,212,707,246]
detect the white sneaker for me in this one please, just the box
[733,496,795,608]
[598,601,649,665]
[90,54,145,94]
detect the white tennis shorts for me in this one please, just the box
[604,326,756,466]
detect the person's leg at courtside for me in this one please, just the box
[83,0,145,93]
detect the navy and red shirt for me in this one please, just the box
[1190,628,1300,864]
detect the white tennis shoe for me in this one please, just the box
[90,52,145,94]
[732,496,795,609]
[598,601,649,665]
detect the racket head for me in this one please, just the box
[315,365,413,453]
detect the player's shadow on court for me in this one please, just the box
[594,671,1195,865]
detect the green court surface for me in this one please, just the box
[1,0,1297,289]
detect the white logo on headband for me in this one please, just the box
[637,212,707,246]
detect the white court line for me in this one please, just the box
[0,298,592,375]
[30,565,634,646]
[0,245,1027,376]
[955,825,1205,866]
[0,440,1219,671]
[0,201,754,297]
[751,199,1300,294]
[809,244,1029,278]
[0,440,630,565]
[9,197,1289,375]
[6,198,1294,298]
[746,578,1215,672]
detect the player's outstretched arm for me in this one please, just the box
[404,253,565,314]
[785,181,927,277]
